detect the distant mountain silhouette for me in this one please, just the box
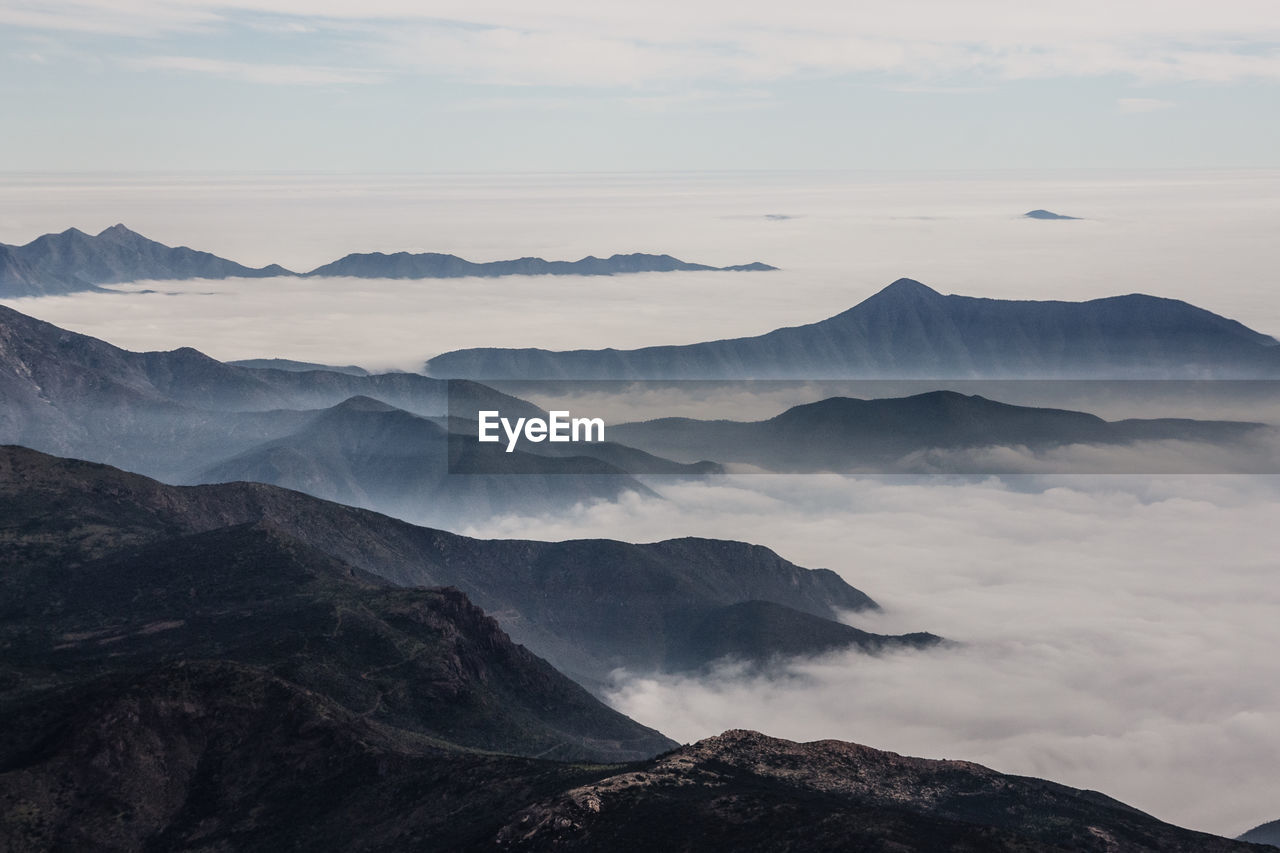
[0,304,665,520]
[0,225,774,296]
[1024,209,1081,220]
[1239,819,1280,847]
[306,251,775,278]
[610,390,1268,472]
[199,395,664,522]
[426,278,1280,379]
[1,446,899,688]
[0,224,291,296]
[229,357,371,375]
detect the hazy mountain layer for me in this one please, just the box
[0,446,906,688]
[426,278,1280,379]
[1240,820,1280,847]
[307,251,775,278]
[0,224,773,296]
[610,390,1268,472]
[199,396,662,523]
[0,304,660,518]
[0,224,290,296]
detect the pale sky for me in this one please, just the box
[3,0,1279,170]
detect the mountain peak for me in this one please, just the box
[97,223,143,240]
[868,278,942,301]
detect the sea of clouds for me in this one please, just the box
[3,170,1278,837]
[465,472,1280,838]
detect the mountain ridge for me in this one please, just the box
[0,225,774,296]
[608,390,1269,472]
[425,277,1280,379]
[0,445,908,688]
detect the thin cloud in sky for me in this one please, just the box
[123,54,383,85]
[3,0,1280,86]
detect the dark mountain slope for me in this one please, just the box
[662,600,942,672]
[495,730,1259,852]
[0,521,674,763]
[0,446,907,688]
[610,390,1267,472]
[3,702,1260,853]
[0,663,611,853]
[425,278,1280,379]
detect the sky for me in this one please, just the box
[2,0,1280,171]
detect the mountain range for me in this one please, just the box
[0,446,921,688]
[0,444,1264,852]
[0,303,706,522]
[425,278,1280,379]
[609,390,1269,473]
[0,225,773,297]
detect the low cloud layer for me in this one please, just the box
[466,473,1280,837]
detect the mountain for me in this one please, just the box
[662,600,941,673]
[0,304,665,520]
[0,224,291,296]
[1024,209,1081,220]
[425,278,1280,379]
[1240,820,1280,847]
[0,225,774,296]
[0,520,674,764]
[609,390,1268,473]
[229,357,371,375]
[490,730,1259,852]
[305,251,775,278]
[0,446,914,688]
[4,702,1260,853]
[199,396,660,525]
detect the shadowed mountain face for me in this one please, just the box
[1240,820,1280,847]
[0,447,906,689]
[306,251,775,278]
[425,278,1280,379]
[488,730,1260,853]
[0,225,773,296]
[3,704,1259,853]
[610,390,1268,472]
[0,224,291,295]
[0,520,674,764]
